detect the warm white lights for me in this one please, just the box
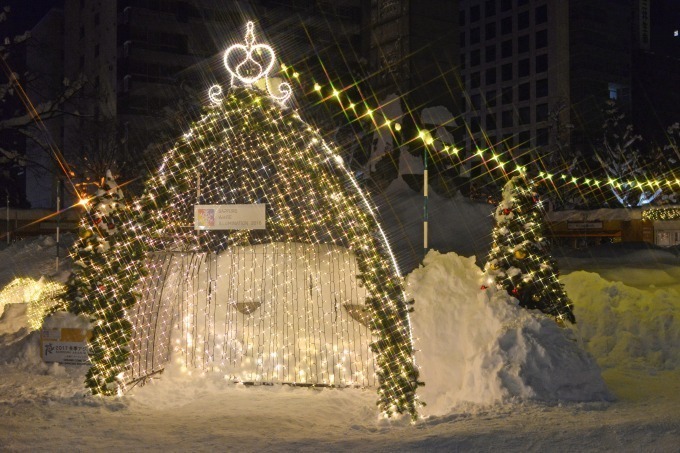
[210,21,292,105]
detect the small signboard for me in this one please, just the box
[194,204,266,230]
[41,328,92,365]
[567,221,603,230]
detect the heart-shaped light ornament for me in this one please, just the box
[224,22,275,86]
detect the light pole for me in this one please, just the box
[420,130,434,257]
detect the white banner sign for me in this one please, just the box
[41,328,91,365]
[194,204,267,230]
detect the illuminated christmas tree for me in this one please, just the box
[483,175,575,324]
[134,22,421,419]
[64,170,147,395]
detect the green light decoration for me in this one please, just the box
[62,171,147,395]
[482,176,576,325]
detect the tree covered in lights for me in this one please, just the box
[63,171,146,395]
[483,176,575,324]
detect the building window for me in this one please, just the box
[79,26,85,39]
[486,113,496,130]
[94,13,100,26]
[537,127,549,146]
[485,21,496,39]
[502,86,513,104]
[460,54,466,70]
[519,130,531,148]
[486,67,497,84]
[536,78,548,98]
[536,29,548,48]
[470,94,482,110]
[536,103,549,122]
[501,0,512,12]
[518,58,530,77]
[502,110,513,128]
[608,82,630,102]
[470,27,481,44]
[470,116,481,133]
[487,89,497,107]
[485,0,496,17]
[535,4,548,24]
[518,82,530,100]
[460,32,466,47]
[470,71,481,89]
[501,16,513,34]
[470,49,480,66]
[501,39,513,58]
[470,5,481,22]
[94,44,99,58]
[79,55,84,69]
[518,11,529,29]
[501,63,513,81]
[536,54,548,73]
[518,34,530,53]
[459,10,466,25]
[485,44,496,62]
[518,107,530,124]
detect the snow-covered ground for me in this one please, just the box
[1,182,679,451]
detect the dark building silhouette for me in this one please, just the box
[5,0,680,209]
[631,0,680,145]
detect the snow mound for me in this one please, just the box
[0,303,43,368]
[563,271,680,370]
[0,235,74,288]
[407,251,611,416]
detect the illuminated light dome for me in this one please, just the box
[124,23,421,421]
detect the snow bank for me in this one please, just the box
[0,234,73,288]
[0,309,88,369]
[563,271,680,370]
[408,251,611,416]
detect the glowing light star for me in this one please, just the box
[209,21,291,105]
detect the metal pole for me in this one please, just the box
[424,147,428,256]
[56,179,61,271]
[5,191,9,245]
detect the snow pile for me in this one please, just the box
[408,251,611,416]
[0,234,73,288]
[563,271,680,370]
[0,307,88,369]
[0,302,43,369]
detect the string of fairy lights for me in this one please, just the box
[131,84,420,419]
[278,65,680,200]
